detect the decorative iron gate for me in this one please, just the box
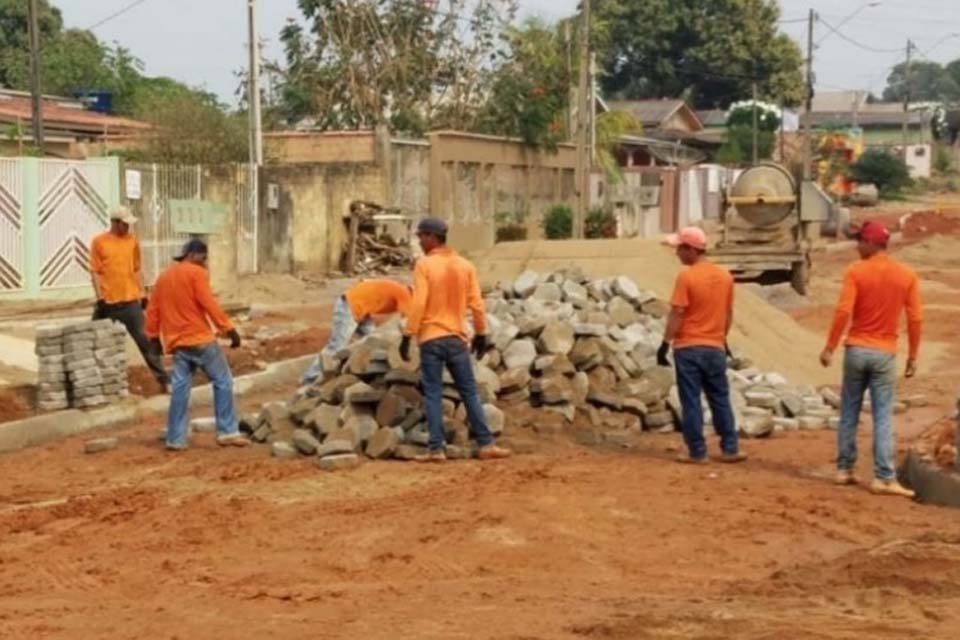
[0,159,23,291]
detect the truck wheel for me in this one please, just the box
[790,260,809,296]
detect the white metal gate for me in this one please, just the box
[38,159,114,290]
[0,158,23,291]
[129,163,258,285]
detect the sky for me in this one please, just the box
[56,0,960,105]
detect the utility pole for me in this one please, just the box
[901,39,913,159]
[27,0,44,153]
[574,0,591,239]
[247,0,263,166]
[751,80,759,164]
[802,8,815,182]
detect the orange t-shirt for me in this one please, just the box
[826,253,922,358]
[89,231,143,304]
[670,260,734,350]
[345,279,411,321]
[405,247,486,344]
[145,261,233,353]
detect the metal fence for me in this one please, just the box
[128,163,258,285]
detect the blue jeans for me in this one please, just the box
[302,295,375,384]
[167,342,238,447]
[674,346,739,459]
[420,336,495,452]
[837,346,897,480]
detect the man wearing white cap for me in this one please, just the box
[90,205,169,391]
[659,227,746,464]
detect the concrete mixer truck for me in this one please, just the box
[704,162,843,295]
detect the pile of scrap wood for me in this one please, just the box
[341,201,414,275]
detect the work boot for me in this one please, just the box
[216,433,251,447]
[834,469,858,485]
[870,478,915,499]
[675,453,708,465]
[717,451,748,464]
[416,450,447,463]
[477,444,512,460]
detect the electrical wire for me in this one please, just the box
[815,16,904,54]
[88,0,152,31]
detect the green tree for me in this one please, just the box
[595,110,642,182]
[0,0,63,89]
[849,149,912,196]
[276,0,517,134]
[592,0,804,108]
[882,60,960,102]
[475,18,570,146]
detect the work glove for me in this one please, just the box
[471,334,487,358]
[140,297,148,310]
[656,341,671,367]
[227,328,242,349]
[399,335,411,361]
[94,299,108,318]
[148,338,163,357]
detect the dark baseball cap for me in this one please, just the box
[173,238,209,261]
[416,217,448,236]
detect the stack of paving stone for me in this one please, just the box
[35,325,69,411]
[242,268,839,469]
[35,319,128,411]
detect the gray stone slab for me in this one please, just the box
[317,453,361,471]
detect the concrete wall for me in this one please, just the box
[428,131,577,252]
[258,162,387,274]
[265,131,378,164]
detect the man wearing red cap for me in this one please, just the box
[660,227,746,464]
[820,220,922,498]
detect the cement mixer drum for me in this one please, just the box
[729,162,797,227]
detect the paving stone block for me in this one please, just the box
[84,437,119,454]
[317,453,361,471]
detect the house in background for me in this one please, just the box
[807,90,930,146]
[603,98,719,166]
[0,88,150,158]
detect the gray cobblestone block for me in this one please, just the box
[34,344,63,356]
[38,370,68,383]
[70,370,104,384]
[90,319,113,330]
[35,324,64,340]
[38,382,67,392]
[64,342,95,355]
[75,395,107,408]
[93,347,124,360]
[38,391,69,402]
[73,385,104,399]
[65,358,97,372]
[64,325,95,338]
[38,399,69,411]
[37,354,65,367]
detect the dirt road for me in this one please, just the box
[2,218,960,639]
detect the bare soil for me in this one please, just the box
[2,213,960,638]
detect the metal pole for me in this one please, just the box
[27,0,44,153]
[574,0,591,238]
[802,8,815,182]
[751,81,759,164]
[901,39,912,159]
[247,0,263,166]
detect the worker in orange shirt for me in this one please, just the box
[659,227,746,465]
[301,279,412,385]
[146,239,249,451]
[90,206,168,390]
[820,221,921,498]
[401,217,510,462]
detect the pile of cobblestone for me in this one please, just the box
[34,319,128,411]
[241,269,841,469]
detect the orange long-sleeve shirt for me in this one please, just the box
[345,279,411,321]
[826,253,922,359]
[145,261,233,353]
[90,231,144,304]
[404,246,486,344]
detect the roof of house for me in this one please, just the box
[608,99,703,131]
[806,110,927,127]
[696,109,728,127]
[0,88,149,137]
[811,90,869,112]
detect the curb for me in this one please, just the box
[902,451,960,509]
[0,354,314,455]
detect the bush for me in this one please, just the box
[541,204,573,239]
[933,145,954,174]
[849,149,912,197]
[585,208,617,238]
[494,210,528,243]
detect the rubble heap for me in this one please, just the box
[34,319,129,411]
[239,269,840,466]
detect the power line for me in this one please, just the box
[816,16,904,54]
[88,0,151,31]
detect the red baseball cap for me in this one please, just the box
[665,226,708,250]
[854,220,890,246]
